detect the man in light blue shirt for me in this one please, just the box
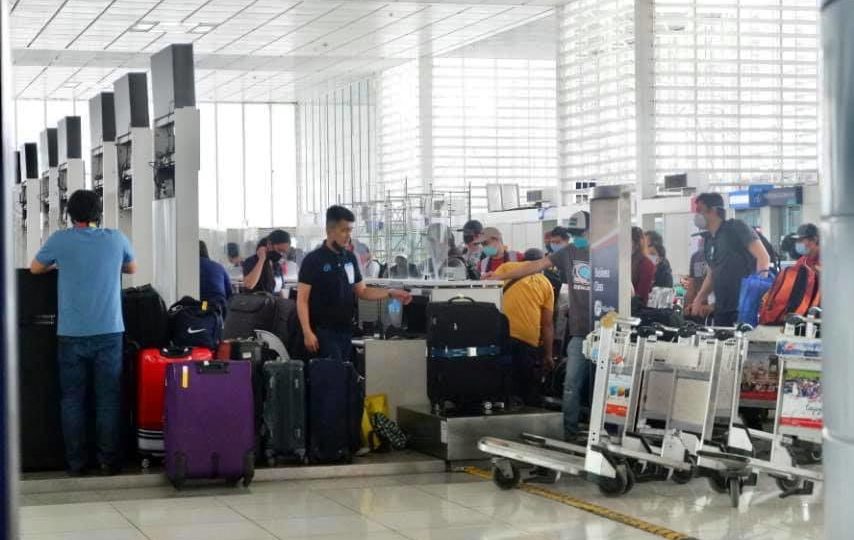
[31,190,136,476]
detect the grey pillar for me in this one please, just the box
[821,1,854,537]
[0,0,20,536]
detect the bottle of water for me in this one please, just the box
[387,297,403,328]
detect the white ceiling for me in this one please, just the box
[10,0,560,102]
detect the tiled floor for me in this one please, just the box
[18,470,823,540]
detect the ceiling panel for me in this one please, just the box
[11,0,559,102]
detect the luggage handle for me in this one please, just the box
[195,361,230,374]
[161,346,192,358]
[447,295,475,303]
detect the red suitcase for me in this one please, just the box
[137,347,213,467]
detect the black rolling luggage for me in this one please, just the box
[306,358,359,463]
[262,360,307,464]
[223,292,278,339]
[18,270,65,471]
[426,297,513,412]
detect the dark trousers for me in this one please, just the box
[315,327,353,363]
[714,310,738,327]
[57,332,124,472]
[510,338,543,406]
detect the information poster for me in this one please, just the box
[606,372,632,418]
[779,368,823,430]
[591,229,619,323]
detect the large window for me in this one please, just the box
[557,0,638,202]
[432,57,558,213]
[377,62,420,198]
[299,80,376,216]
[653,0,820,185]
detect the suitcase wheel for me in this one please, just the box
[242,452,255,488]
[170,453,187,490]
[141,458,151,470]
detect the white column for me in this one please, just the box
[635,0,656,199]
[418,55,433,193]
[821,1,854,536]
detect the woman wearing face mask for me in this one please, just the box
[631,227,656,305]
[644,230,674,288]
[242,229,293,295]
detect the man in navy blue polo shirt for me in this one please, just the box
[297,205,412,362]
[31,190,136,476]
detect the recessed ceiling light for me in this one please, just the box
[61,81,80,89]
[130,21,158,32]
[190,23,217,34]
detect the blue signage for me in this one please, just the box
[728,184,775,209]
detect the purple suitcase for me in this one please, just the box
[163,360,255,489]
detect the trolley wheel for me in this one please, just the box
[598,463,629,497]
[671,468,693,485]
[141,458,151,470]
[774,476,801,493]
[492,463,522,490]
[708,473,729,494]
[728,477,741,508]
[622,463,636,494]
[810,445,822,463]
[492,464,521,490]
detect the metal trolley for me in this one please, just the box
[699,309,823,505]
[479,313,747,496]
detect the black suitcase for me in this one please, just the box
[306,358,355,463]
[122,284,170,349]
[262,361,307,464]
[349,347,366,455]
[17,270,65,471]
[425,297,513,411]
[223,292,278,340]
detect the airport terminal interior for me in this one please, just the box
[0,0,845,538]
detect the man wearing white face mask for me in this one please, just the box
[687,193,770,326]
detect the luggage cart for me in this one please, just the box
[479,314,641,495]
[697,310,823,506]
[592,324,749,492]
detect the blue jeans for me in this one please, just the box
[315,327,353,363]
[57,332,124,472]
[563,336,592,437]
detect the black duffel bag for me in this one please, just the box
[169,296,223,349]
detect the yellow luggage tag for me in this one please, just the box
[201,300,208,312]
[181,365,189,389]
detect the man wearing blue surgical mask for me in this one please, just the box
[482,211,592,441]
[478,227,523,275]
[548,226,571,254]
[793,223,821,271]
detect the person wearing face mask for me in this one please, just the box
[793,223,821,271]
[482,211,592,441]
[644,230,674,288]
[687,192,770,327]
[548,226,571,254]
[460,220,485,276]
[242,230,294,295]
[298,206,413,361]
[631,227,656,305]
[478,227,523,275]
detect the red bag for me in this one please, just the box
[137,347,213,458]
[758,260,819,325]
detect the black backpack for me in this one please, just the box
[122,285,170,349]
[753,227,781,274]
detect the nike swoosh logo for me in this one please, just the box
[186,328,207,335]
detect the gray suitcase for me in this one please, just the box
[262,360,307,464]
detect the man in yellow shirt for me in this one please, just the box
[494,248,555,405]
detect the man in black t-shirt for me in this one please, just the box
[687,193,770,326]
[297,206,412,362]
